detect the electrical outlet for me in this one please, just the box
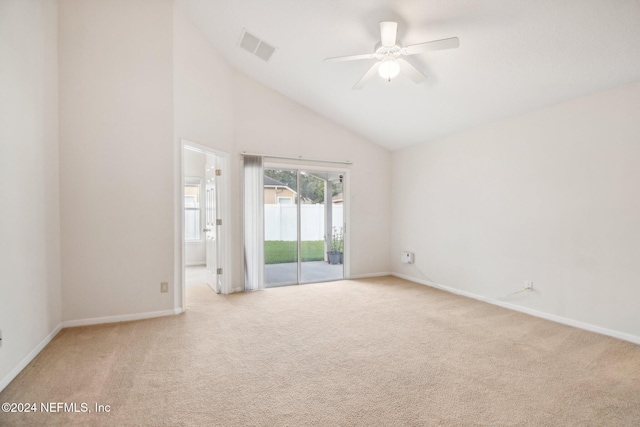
[525,281,534,291]
[160,282,168,293]
[401,252,414,264]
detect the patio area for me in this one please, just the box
[265,261,343,287]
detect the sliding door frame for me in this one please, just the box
[264,161,351,283]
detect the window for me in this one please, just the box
[184,178,202,241]
[277,197,292,204]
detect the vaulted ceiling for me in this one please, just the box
[177,0,640,151]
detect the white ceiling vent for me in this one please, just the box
[239,29,276,62]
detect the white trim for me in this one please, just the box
[185,261,206,267]
[276,196,293,204]
[0,323,63,392]
[392,272,640,345]
[175,138,185,312]
[348,272,392,279]
[62,309,177,328]
[184,142,230,159]
[343,171,350,280]
[264,184,297,195]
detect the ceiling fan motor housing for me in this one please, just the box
[374,42,402,60]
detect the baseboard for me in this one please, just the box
[62,309,178,328]
[391,272,640,346]
[0,323,63,392]
[348,272,392,279]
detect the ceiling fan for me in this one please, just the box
[324,22,459,90]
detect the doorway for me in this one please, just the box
[181,142,229,307]
[263,166,346,287]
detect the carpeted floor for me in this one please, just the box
[1,276,639,426]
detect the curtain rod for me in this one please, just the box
[241,152,352,165]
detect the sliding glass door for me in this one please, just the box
[264,167,345,287]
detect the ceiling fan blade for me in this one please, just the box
[402,37,459,56]
[398,58,427,83]
[324,52,376,62]
[353,62,381,90]
[380,22,398,47]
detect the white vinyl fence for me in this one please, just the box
[264,204,343,241]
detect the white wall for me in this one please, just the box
[392,80,640,340]
[174,6,391,291]
[0,0,62,389]
[59,0,175,322]
[173,5,236,300]
[183,148,206,266]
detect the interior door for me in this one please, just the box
[204,155,219,293]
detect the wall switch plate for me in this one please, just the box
[160,282,168,293]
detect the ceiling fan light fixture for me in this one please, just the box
[324,21,459,89]
[378,59,400,81]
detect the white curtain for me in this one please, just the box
[243,155,264,291]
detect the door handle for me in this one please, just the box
[203,228,211,232]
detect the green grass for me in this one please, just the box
[265,240,325,264]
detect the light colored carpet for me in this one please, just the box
[1,276,639,426]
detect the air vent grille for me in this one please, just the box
[239,29,276,62]
[239,31,260,53]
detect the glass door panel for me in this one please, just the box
[264,169,298,287]
[300,170,344,284]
